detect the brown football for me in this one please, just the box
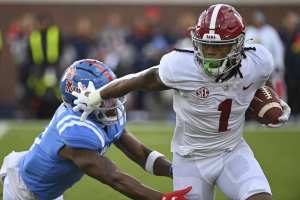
[248,86,283,124]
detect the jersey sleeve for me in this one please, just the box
[158,52,176,87]
[158,50,201,90]
[252,44,274,89]
[57,118,105,151]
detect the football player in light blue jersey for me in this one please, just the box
[0,59,191,200]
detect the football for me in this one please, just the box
[248,85,283,124]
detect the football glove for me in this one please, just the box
[161,186,192,200]
[267,99,291,128]
[72,81,103,121]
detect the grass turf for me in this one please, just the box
[0,121,299,199]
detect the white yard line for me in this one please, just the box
[0,122,9,140]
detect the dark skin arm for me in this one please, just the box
[59,146,162,200]
[100,67,169,99]
[100,66,275,100]
[114,129,172,177]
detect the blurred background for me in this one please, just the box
[0,0,300,199]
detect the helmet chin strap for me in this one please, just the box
[203,59,223,75]
[196,54,239,82]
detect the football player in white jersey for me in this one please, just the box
[73,4,291,200]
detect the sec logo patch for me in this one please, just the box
[196,87,209,98]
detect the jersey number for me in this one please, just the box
[218,99,232,132]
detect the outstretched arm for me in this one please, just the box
[59,146,162,200]
[114,129,172,177]
[59,146,190,200]
[72,66,170,120]
[100,66,169,100]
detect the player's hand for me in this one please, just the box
[72,81,102,121]
[161,186,192,200]
[267,99,291,128]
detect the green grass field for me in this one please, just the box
[0,121,300,200]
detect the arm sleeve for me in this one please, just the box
[158,53,176,87]
[58,121,105,151]
[254,44,275,89]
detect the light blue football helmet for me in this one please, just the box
[60,59,125,125]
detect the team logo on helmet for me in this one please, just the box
[62,66,76,81]
[65,79,81,94]
[196,87,210,98]
[62,66,81,94]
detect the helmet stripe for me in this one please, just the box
[93,62,113,81]
[209,4,223,34]
[103,71,113,81]
[93,62,106,73]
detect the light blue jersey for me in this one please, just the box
[19,104,126,200]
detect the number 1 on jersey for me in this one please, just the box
[218,99,232,132]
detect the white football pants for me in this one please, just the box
[172,139,271,200]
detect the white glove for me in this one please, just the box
[267,99,291,128]
[72,81,103,121]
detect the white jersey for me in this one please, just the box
[158,44,274,158]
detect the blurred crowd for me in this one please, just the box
[2,7,300,121]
